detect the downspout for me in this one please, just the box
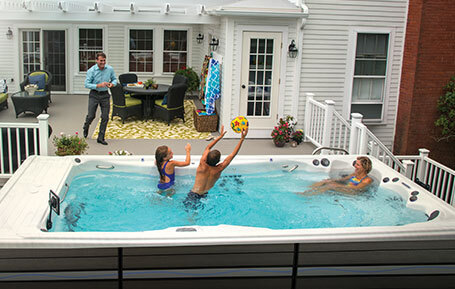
[292,0,309,124]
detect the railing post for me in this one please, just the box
[417,148,430,182]
[402,160,415,179]
[37,114,49,156]
[348,113,363,155]
[357,123,368,155]
[322,100,335,151]
[304,93,314,142]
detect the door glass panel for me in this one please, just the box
[246,38,274,117]
[44,30,66,91]
[22,31,41,79]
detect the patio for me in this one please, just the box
[0,93,315,157]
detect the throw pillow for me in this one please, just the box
[0,79,7,93]
[161,94,168,105]
[29,74,46,90]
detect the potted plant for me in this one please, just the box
[291,129,304,145]
[53,132,89,156]
[175,66,199,92]
[24,84,38,95]
[108,150,132,156]
[144,78,158,89]
[271,123,290,147]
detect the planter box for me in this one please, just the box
[193,109,218,132]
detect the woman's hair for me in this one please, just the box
[155,145,169,181]
[206,150,221,167]
[357,156,372,174]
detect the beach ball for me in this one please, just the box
[231,116,249,133]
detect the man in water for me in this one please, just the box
[184,125,248,209]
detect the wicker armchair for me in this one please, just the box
[109,84,143,123]
[20,70,52,103]
[153,83,187,125]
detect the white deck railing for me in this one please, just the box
[397,149,455,205]
[0,114,49,178]
[304,95,453,206]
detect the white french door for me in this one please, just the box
[20,29,67,91]
[239,32,282,129]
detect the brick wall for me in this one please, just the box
[395,0,455,169]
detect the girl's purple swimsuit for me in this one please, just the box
[157,161,175,190]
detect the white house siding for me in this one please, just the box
[0,24,16,90]
[298,0,408,148]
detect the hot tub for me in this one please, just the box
[0,155,454,288]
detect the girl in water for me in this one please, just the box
[301,156,373,195]
[155,143,191,192]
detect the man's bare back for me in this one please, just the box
[190,125,248,196]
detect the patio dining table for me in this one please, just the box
[123,84,170,119]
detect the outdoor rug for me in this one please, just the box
[92,100,212,139]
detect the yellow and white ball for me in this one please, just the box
[231,116,249,133]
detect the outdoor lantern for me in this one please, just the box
[288,40,298,58]
[196,33,204,44]
[209,37,219,51]
[6,27,13,40]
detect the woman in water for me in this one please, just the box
[155,143,191,192]
[301,156,373,195]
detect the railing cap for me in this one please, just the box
[419,148,430,154]
[325,100,335,105]
[37,114,49,120]
[351,113,363,120]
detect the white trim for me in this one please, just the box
[74,24,108,77]
[228,24,288,138]
[343,27,395,124]
[124,26,156,76]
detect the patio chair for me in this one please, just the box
[20,70,52,103]
[119,73,138,98]
[109,84,143,124]
[172,74,187,85]
[0,93,7,111]
[153,83,187,125]
[119,73,138,86]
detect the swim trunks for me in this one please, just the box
[157,160,175,190]
[183,191,208,210]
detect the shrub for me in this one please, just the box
[175,67,199,92]
[435,76,455,141]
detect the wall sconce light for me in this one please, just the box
[288,40,298,58]
[209,37,219,51]
[196,33,204,44]
[6,27,13,40]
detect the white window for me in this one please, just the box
[129,29,153,73]
[79,28,103,72]
[163,30,187,73]
[351,33,389,121]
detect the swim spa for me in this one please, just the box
[1,155,454,288]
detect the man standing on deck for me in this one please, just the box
[83,52,117,145]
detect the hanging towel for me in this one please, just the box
[205,58,221,115]
[199,55,211,100]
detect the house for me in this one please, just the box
[0,0,408,143]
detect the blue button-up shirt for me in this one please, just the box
[84,64,117,92]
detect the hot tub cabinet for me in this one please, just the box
[1,155,455,288]
[1,241,455,289]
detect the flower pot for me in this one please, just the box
[274,140,286,147]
